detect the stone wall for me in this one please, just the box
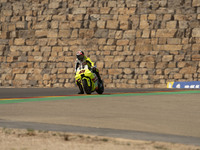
[0,0,200,88]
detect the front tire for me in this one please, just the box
[82,79,92,94]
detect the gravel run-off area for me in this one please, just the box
[0,128,200,150]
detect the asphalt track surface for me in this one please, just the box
[0,88,200,146]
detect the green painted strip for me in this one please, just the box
[0,90,200,104]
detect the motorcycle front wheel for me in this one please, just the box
[82,79,92,94]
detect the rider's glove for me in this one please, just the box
[91,66,96,72]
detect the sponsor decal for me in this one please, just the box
[167,81,200,88]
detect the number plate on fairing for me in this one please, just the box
[79,70,85,74]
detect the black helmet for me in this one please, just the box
[76,50,84,61]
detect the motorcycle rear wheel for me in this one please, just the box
[96,81,104,94]
[82,79,92,94]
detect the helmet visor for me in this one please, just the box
[77,55,84,61]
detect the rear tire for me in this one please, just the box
[82,79,92,94]
[96,81,104,94]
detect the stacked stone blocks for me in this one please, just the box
[0,0,200,88]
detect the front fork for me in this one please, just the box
[76,76,91,88]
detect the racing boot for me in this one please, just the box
[78,91,84,94]
[77,81,84,94]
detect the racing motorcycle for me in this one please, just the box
[75,64,104,94]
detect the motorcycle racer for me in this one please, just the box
[75,50,102,94]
